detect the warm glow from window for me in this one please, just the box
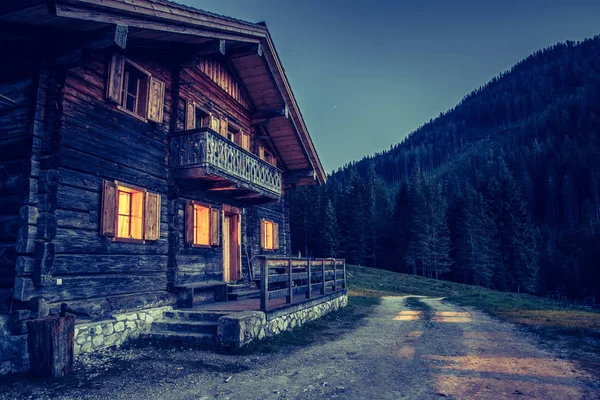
[264,220,274,250]
[393,310,423,321]
[117,186,144,240]
[431,311,472,323]
[194,204,210,245]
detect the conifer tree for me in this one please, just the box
[322,199,341,257]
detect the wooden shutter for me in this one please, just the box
[220,119,228,137]
[146,76,165,123]
[144,192,161,241]
[185,201,194,245]
[258,146,265,161]
[106,54,125,104]
[259,219,266,249]
[210,207,220,246]
[185,100,196,130]
[241,133,250,151]
[101,180,117,237]
[209,115,220,132]
[273,222,279,250]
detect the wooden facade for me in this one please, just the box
[0,0,326,332]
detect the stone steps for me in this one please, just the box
[139,331,216,346]
[163,310,227,322]
[151,320,218,335]
[142,309,230,347]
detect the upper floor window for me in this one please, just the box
[258,145,277,167]
[106,54,165,123]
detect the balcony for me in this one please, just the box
[169,128,283,200]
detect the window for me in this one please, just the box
[185,201,220,247]
[121,63,148,117]
[117,185,144,240]
[260,219,279,250]
[257,145,277,167]
[227,124,238,143]
[100,181,161,242]
[106,54,165,123]
[195,108,209,130]
[193,204,210,246]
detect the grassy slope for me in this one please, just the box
[347,264,600,373]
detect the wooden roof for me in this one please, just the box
[0,0,327,185]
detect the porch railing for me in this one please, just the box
[169,128,283,197]
[256,257,346,311]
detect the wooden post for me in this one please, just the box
[343,260,347,289]
[260,257,268,311]
[306,258,312,299]
[26,314,75,378]
[287,259,293,304]
[321,259,326,295]
[333,259,337,291]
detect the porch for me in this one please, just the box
[142,257,347,348]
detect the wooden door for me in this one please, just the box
[223,213,241,282]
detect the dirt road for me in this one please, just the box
[1,296,598,400]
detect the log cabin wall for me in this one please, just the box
[170,186,237,286]
[247,199,291,259]
[176,58,251,136]
[0,54,37,315]
[13,48,176,319]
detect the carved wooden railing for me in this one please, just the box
[170,128,283,197]
[255,257,346,311]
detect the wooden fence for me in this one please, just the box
[256,257,346,311]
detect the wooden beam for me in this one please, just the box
[228,43,263,59]
[250,105,289,126]
[284,169,316,186]
[180,39,226,68]
[85,24,128,50]
[51,24,128,67]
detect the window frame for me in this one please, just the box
[191,201,212,248]
[261,219,279,251]
[114,182,147,244]
[116,59,151,122]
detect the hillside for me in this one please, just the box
[290,36,600,300]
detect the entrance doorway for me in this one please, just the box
[222,206,241,282]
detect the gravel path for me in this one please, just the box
[1,296,598,400]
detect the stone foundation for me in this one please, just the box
[73,306,172,354]
[217,291,348,348]
[0,314,29,375]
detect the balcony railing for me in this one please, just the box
[170,128,283,198]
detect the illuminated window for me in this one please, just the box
[120,63,149,118]
[194,204,210,246]
[261,219,278,250]
[117,185,144,240]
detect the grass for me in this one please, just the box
[346,264,600,372]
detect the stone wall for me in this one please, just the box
[73,306,172,355]
[0,314,28,375]
[217,292,348,348]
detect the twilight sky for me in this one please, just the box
[181,0,600,173]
